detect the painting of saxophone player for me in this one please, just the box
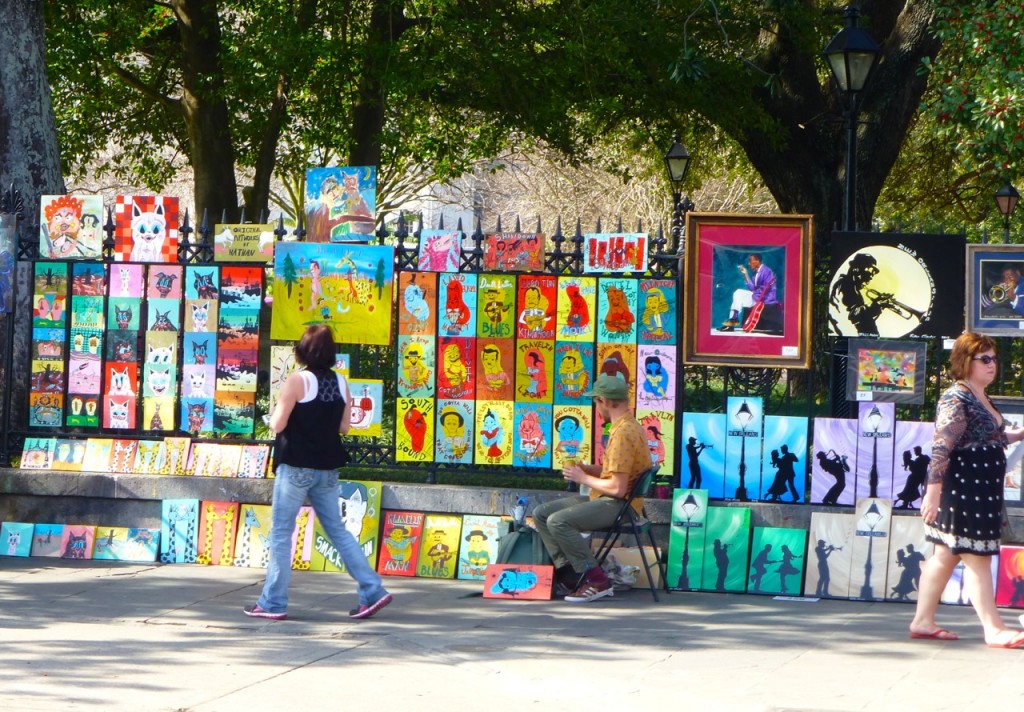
[829,234,964,339]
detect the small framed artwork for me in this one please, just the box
[682,212,814,368]
[846,338,927,404]
[991,396,1024,507]
[966,244,1024,336]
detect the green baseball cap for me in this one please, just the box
[582,374,629,400]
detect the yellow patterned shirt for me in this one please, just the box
[592,413,650,513]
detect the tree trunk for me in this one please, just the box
[171,0,239,224]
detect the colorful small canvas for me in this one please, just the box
[398,271,437,335]
[596,343,636,403]
[30,524,65,557]
[681,412,727,498]
[515,339,554,403]
[195,501,240,566]
[51,439,86,472]
[855,402,896,501]
[636,345,675,410]
[377,511,424,576]
[438,272,477,337]
[20,438,55,469]
[891,420,934,510]
[348,379,384,438]
[850,498,891,602]
[289,506,316,571]
[698,507,752,594]
[417,228,462,272]
[748,526,807,596]
[552,341,594,405]
[92,527,160,562]
[482,232,546,272]
[213,392,256,435]
[161,499,200,564]
[397,334,435,397]
[159,436,192,475]
[583,232,649,274]
[39,194,105,259]
[436,336,475,400]
[551,404,593,470]
[133,440,164,474]
[475,338,515,401]
[213,223,275,263]
[60,526,96,560]
[113,195,179,263]
[887,515,931,603]
[637,278,677,345]
[238,444,270,478]
[416,515,462,578]
[514,272,556,330]
[811,417,858,506]
[435,399,475,465]
[636,410,675,477]
[108,439,139,474]
[996,545,1024,608]
[304,166,376,242]
[805,512,857,599]
[475,399,515,466]
[723,396,763,502]
[477,273,517,339]
[758,415,809,503]
[396,397,435,463]
[458,515,502,580]
[555,276,596,342]
[667,489,709,591]
[312,480,383,573]
[596,277,639,343]
[1,522,34,557]
[233,504,273,569]
[81,438,114,472]
[512,402,552,469]
[483,564,554,600]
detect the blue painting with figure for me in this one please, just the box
[680,412,727,498]
[757,415,809,503]
[723,396,764,502]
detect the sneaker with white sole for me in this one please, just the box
[564,579,614,603]
[349,592,393,619]
[243,603,287,620]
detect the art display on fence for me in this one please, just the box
[398,271,437,336]
[698,506,752,593]
[304,166,376,242]
[439,272,477,337]
[39,194,104,259]
[458,515,502,580]
[829,231,965,338]
[556,276,596,341]
[666,488,709,591]
[415,515,462,578]
[723,396,763,502]
[849,498,892,602]
[683,213,814,368]
[271,242,395,345]
[758,415,808,503]
[113,195,180,263]
[516,275,556,340]
[377,511,424,576]
[30,262,68,427]
[747,526,807,596]
[482,232,546,272]
[847,338,927,405]
[805,512,856,599]
[596,278,638,343]
[855,402,896,502]
[213,223,275,263]
[638,278,677,345]
[417,228,462,272]
[583,232,649,274]
[680,412,726,496]
[811,417,858,506]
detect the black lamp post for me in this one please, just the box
[734,401,753,501]
[664,136,694,255]
[996,181,1021,243]
[858,501,884,599]
[823,5,880,232]
[866,405,883,498]
[676,493,701,590]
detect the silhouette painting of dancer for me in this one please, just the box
[750,544,777,593]
[890,548,917,601]
[713,539,730,591]
[816,449,849,505]
[895,446,930,509]
[776,544,803,594]
[814,539,841,597]
[1011,576,1024,608]
[685,437,708,488]
[766,444,800,502]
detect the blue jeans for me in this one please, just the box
[257,464,387,613]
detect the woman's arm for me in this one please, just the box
[269,373,304,434]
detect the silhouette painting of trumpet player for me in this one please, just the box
[829,251,926,337]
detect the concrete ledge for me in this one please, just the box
[4,468,1024,546]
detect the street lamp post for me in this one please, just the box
[823,5,880,232]
[866,405,883,498]
[858,501,884,600]
[996,181,1021,243]
[735,401,753,501]
[664,136,694,255]
[676,493,701,590]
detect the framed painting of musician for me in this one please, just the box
[966,244,1024,336]
[682,213,814,368]
[845,338,927,405]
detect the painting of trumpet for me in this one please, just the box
[966,244,1024,336]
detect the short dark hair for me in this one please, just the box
[294,324,336,370]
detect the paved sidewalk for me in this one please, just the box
[1,558,1022,711]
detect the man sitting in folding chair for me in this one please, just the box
[533,374,652,603]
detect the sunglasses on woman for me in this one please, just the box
[973,355,997,365]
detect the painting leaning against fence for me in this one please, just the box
[271,242,395,345]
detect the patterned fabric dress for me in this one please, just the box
[924,383,1007,555]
